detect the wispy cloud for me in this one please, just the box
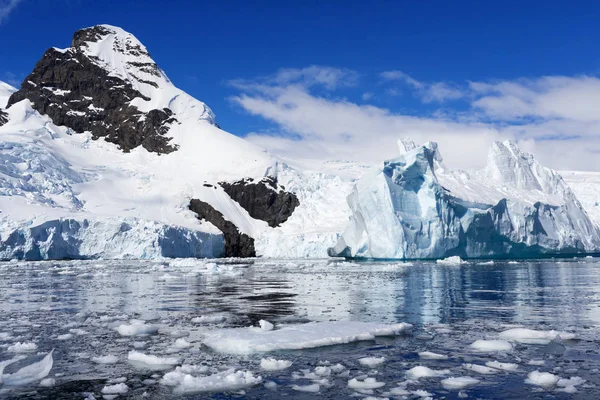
[0,0,23,25]
[380,70,464,103]
[229,67,600,171]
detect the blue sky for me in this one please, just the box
[1,0,600,170]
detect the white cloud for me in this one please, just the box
[230,67,600,171]
[0,0,23,25]
[380,70,463,102]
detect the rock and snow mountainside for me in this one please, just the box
[329,140,600,259]
[0,25,352,260]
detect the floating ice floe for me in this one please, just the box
[174,338,192,349]
[463,363,498,375]
[260,358,293,371]
[115,321,159,337]
[436,256,467,266]
[291,383,321,392]
[101,383,129,394]
[556,376,585,393]
[358,357,385,367]
[348,377,385,389]
[91,355,119,364]
[441,376,480,390]
[485,360,519,371]
[499,328,576,344]
[418,351,448,360]
[202,321,411,354]
[128,351,181,370]
[7,342,38,353]
[190,315,226,324]
[1,350,53,386]
[161,368,262,394]
[470,339,513,352]
[525,370,560,388]
[405,366,450,379]
[39,377,55,387]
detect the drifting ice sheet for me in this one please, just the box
[202,321,412,354]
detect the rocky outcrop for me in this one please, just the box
[219,177,300,228]
[0,108,8,126]
[6,26,178,154]
[189,199,256,257]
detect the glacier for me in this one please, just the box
[329,139,600,259]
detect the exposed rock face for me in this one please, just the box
[219,177,300,228]
[189,199,256,258]
[0,109,8,127]
[6,26,178,154]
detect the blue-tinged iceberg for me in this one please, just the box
[328,139,600,259]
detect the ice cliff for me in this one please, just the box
[329,140,600,259]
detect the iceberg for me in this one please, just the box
[329,140,600,259]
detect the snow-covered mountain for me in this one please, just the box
[1,24,599,261]
[0,25,351,260]
[329,139,600,259]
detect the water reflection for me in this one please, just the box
[1,258,600,329]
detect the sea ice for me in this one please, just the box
[524,370,560,388]
[39,377,55,387]
[405,366,450,379]
[7,342,38,353]
[128,351,181,370]
[2,350,53,386]
[441,376,480,390]
[260,358,293,371]
[161,368,261,394]
[499,328,576,344]
[202,321,411,354]
[348,377,385,389]
[101,383,129,394]
[470,339,513,352]
[485,361,519,371]
[91,355,119,364]
[115,321,159,337]
[291,383,321,392]
[463,363,498,374]
[418,351,448,360]
[437,256,467,266]
[358,357,385,367]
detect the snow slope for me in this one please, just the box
[329,139,600,259]
[0,25,354,260]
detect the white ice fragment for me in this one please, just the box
[418,351,448,360]
[348,377,385,390]
[264,381,277,389]
[470,339,513,352]
[128,351,181,370]
[115,321,159,337]
[358,356,385,368]
[39,377,55,387]
[528,359,545,366]
[202,321,411,354]
[101,383,129,394]
[260,358,293,371]
[499,328,576,344]
[485,361,518,371]
[91,355,119,364]
[463,363,498,375]
[57,334,73,341]
[524,370,560,388]
[7,342,38,353]
[191,315,226,324]
[2,350,54,386]
[161,368,261,394]
[258,320,274,332]
[441,376,480,390]
[291,383,320,393]
[406,366,450,379]
[174,338,192,349]
[437,256,467,265]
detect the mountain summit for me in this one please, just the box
[7,24,215,154]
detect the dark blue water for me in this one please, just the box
[1,258,599,399]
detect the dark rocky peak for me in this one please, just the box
[5,24,203,154]
[219,176,300,228]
